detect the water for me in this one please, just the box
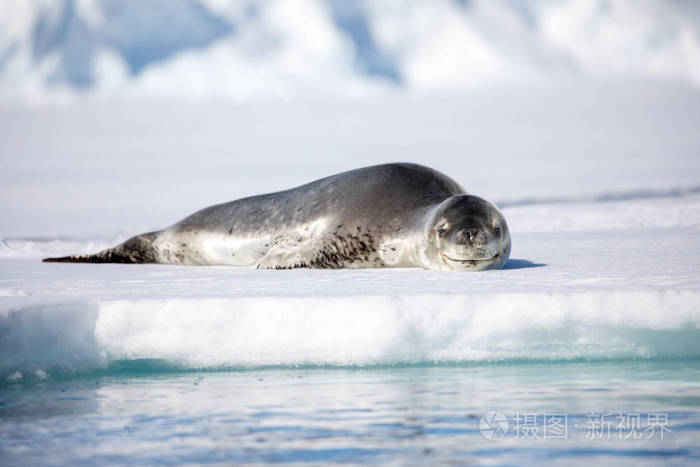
[2,359,699,466]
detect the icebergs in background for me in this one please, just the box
[1,0,700,102]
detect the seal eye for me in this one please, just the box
[436,223,450,237]
[495,226,502,237]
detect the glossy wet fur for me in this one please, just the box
[43,163,511,271]
[422,195,511,271]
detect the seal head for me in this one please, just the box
[420,195,510,271]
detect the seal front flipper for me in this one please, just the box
[42,231,161,264]
[253,230,326,269]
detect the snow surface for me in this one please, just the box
[2,8,699,467]
[2,83,700,237]
[1,83,699,378]
[2,224,699,376]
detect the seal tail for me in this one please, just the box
[42,231,160,264]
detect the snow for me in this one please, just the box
[2,194,699,377]
[2,83,699,237]
[2,83,700,377]
[1,4,699,378]
[2,0,700,101]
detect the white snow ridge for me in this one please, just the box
[1,286,699,379]
[2,0,700,101]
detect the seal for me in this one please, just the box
[43,163,511,271]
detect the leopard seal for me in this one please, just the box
[43,163,511,271]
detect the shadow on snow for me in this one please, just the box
[502,258,546,270]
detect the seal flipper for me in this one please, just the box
[43,231,160,264]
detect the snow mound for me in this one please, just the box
[0,237,123,259]
[1,290,698,381]
[2,0,700,101]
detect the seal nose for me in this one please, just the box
[456,228,481,245]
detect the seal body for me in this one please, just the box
[44,163,511,271]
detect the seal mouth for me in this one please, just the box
[441,251,501,265]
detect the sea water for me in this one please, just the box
[1,359,699,466]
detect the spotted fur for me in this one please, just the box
[43,163,510,271]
